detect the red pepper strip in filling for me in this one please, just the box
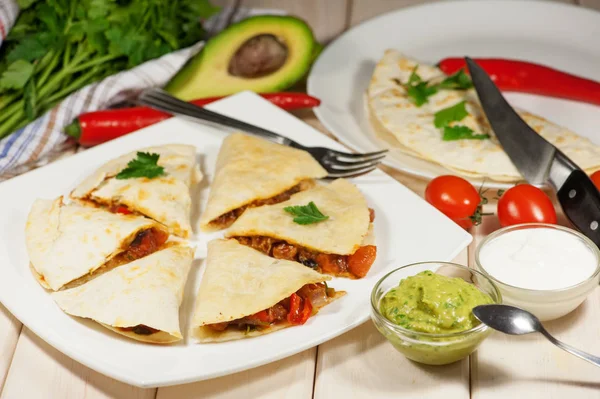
[206,283,328,332]
[287,293,313,325]
[437,58,600,106]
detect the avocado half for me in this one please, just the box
[165,15,317,100]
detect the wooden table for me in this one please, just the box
[2,1,600,398]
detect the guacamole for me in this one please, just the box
[380,270,493,334]
[373,270,496,365]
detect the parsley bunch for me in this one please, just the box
[0,0,219,139]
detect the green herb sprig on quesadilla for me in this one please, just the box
[438,70,473,90]
[434,101,490,141]
[395,67,473,107]
[284,202,329,225]
[116,152,166,180]
[443,125,490,141]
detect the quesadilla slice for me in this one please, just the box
[192,239,344,342]
[226,179,377,279]
[52,245,194,344]
[71,144,201,238]
[25,197,169,291]
[199,133,328,231]
[366,50,600,182]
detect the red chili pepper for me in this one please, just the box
[287,293,313,325]
[438,58,600,106]
[65,93,321,147]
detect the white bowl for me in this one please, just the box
[475,224,600,321]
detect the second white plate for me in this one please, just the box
[307,0,600,188]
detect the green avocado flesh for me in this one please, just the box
[380,271,493,334]
[165,15,317,100]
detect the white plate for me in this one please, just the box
[0,92,471,387]
[307,0,600,188]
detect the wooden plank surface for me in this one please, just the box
[0,305,20,393]
[213,0,350,43]
[1,328,155,399]
[579,0,600,10]
[157,348,316,399]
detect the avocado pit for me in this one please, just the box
[228,34,288,79]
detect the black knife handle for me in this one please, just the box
[557,170,600,248]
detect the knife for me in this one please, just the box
[465,57,600,248]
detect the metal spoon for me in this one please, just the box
[473,304,600,368]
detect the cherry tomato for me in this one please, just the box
[591,171,600,191]
[497,184,557,227]
[425,175,481,229]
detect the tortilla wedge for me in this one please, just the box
[191,239,345,342]
[25,197,169,291]
[199,133,328,231]
[225,179,376,278]
[52,245,194,344]
[71,144,201,238]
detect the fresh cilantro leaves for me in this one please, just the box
[438,70,473,90]
[0,60,34,90]
[16,0,37,9]
[284,202,329,225]
[433,101,469,128]
[0,0,219,139]
[116,152,166,180]
[434,100,490,141]
[403,67,438,107]
[443,125,490,141]
[393,66,473,107]
[407,84,438,107]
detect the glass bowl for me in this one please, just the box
[370,262,501,366]
[475,223,600,321]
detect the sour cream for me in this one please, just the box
[478,227,597,290]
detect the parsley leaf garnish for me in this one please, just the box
[392,66,473,107]
[407,84,438,107]
[284,202,329,225]
[433,101,469,128]
[403,66,438,107]
[408,66,422,85]
[115,152,166,180]
[443,125,490,141]
[438,70,473,90]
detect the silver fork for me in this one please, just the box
[137,89,387,178]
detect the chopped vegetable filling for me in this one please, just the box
[206,283,333,332]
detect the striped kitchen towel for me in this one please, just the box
[0,2,282,180]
